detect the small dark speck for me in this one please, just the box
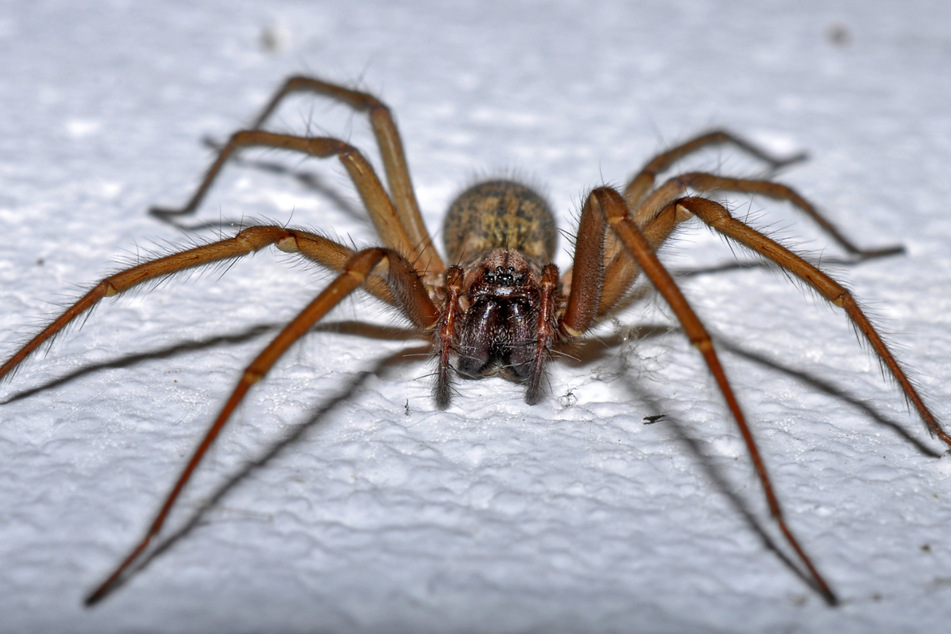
[36,258,45,266]
[260,24,290,53]
[643,414,666,425]
[826,23,852,47]
[404,399,410,416]
[921,543,932,553]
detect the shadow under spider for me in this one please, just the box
[576,323,940,457]
[1,321,426,405]
[7,312,936,460]
[6,310,937,598]
[100,342,430,600]
[95,321,896,602]
[613,378,821,597]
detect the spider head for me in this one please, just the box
[454,249,545,383]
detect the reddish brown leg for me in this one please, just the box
[599,133,894,319]
[0,227,400,383]
[638,172,902,260]
[561,184,687,320]
[677,195,951,447]
[564,186,838,604]
[527,264,561,403]
[623,129,806,208]
[244,76,433,261]
[596,132,802,316]
[434,266,463,407]
[151,131,442,275]
[561,190,607,336]
[84,246,439,605]
[153,76,444,275]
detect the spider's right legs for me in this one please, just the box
[245,76,425,246]
[0,226,396,383]
[677,195,951,447]
[594,131,805,312]
[603,132,897,308]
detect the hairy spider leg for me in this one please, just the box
[579,186,838,603]
[674,195,951,446]
[151,76,444,275]
[0,227,403,381]
[631,168,948,446]
[598,132,901,318]
[83,246,439,605]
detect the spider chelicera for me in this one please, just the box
[2,76,948,606]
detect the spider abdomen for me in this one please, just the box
[443,179,558,263]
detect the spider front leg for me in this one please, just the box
[83,246,439,604]
[0,226,399,381]
[562,187,838,604]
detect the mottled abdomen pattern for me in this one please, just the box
[443,180,558,264]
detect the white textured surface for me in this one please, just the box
[3,1,951,632]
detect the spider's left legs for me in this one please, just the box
[640,172,901,261]
[562,187,838,604]
[678,195,951,447]
[85,246,439,605]
[598,132,806,315]
[0,226,404,385]
[624,130,807,207]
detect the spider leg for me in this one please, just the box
[0,226,397,383]
[640,172,902,260]
[599,135,897,317]
[560,186,687,319]
[676,195,950,447]
[527,264,560,403]
[244,76,433,260]
[564,186,838,604]
[151,132,442,275]
[624,129,807,208]
[594,131,807,301]
[153,76,444,275]
[84,246,438,605]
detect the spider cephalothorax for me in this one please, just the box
[442,180,565,399]
[453,248,549,384]
[2,75,948,606]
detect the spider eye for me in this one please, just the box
[486,265,517,286]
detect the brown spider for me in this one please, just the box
[2,76,948,606]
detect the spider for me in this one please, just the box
[2,76,948,607]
